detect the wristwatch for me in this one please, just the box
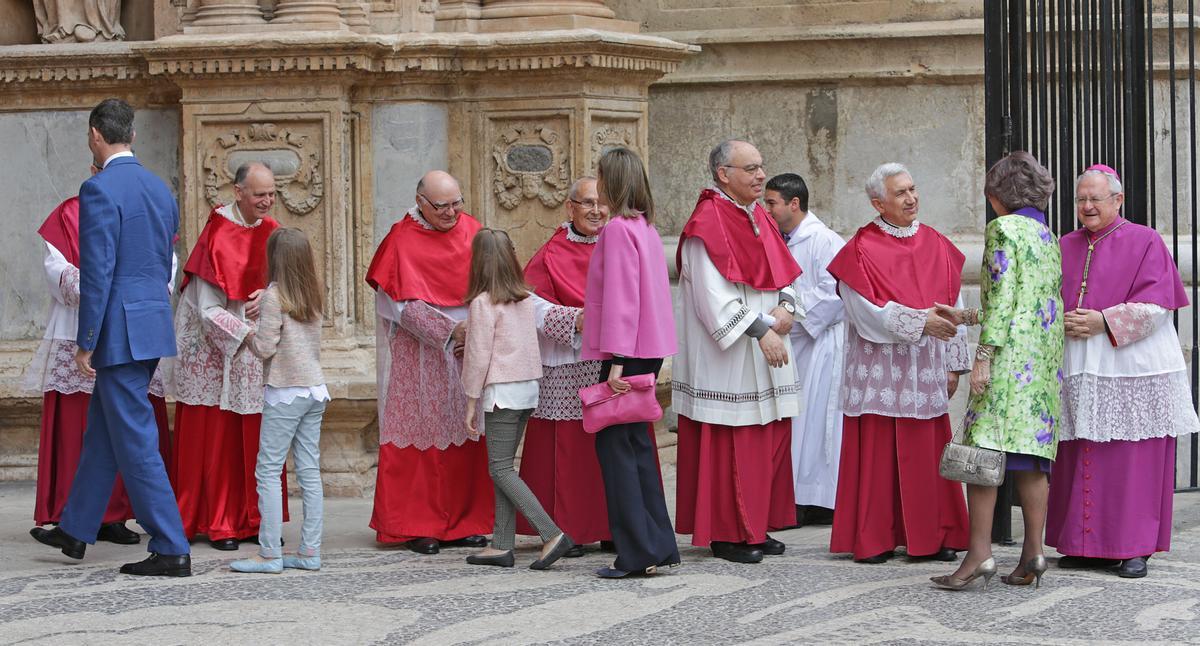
[779,300,796,315]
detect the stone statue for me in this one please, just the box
[32,0,126,43]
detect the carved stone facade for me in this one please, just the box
[0,3,692,493]
[32,0,125,43]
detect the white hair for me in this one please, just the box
[1074,169,1123,194]
[568,176,596,201]
[865,163,911,201]
[709,139,743,183]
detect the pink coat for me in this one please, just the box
[461,293,543,399]
[581,214,677,361]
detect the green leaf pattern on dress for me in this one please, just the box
[964,215,1064,460]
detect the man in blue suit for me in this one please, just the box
[30,98,191,577]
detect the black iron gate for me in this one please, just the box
[984,0,1199,539]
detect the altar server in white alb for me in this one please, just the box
[763,173,845,526]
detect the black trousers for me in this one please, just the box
[595,358,679,572]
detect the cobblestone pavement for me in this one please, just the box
[3,481,1199,645]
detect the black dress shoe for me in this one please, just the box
[932,547,959,562]
[1117,556,1150,579]
[465,550,514,567]
[97,522,141,545]
[209,538,240,551]
[600,540,616,552]
[443,535,488,548]
[711,541,764,564]
[1058,555,1120,569]
[531,534,575,570]
[753,536,786,556]
[794,505,807,528]
[407,537,440,554]
[564,544,587,558]
[120,553,191,577]
[855,550,894,564]
[30,526,86,560]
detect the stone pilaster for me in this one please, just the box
[339,0,371,33]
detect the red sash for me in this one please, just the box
[180,207,279,301]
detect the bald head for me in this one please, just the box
[415,170,465,232]
[234,162,276,224]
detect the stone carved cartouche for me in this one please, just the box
[32,0,125,43]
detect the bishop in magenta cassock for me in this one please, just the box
[365,170,492,555]
[167,162,286,550]
[25,187,173,544]
[1048,164,1199,579]
[827,163,970,564]
[673,140,802,564]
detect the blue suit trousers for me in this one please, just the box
[60,359,189,556]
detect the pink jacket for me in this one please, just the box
[461,293,543,398]
[581,214,677,360]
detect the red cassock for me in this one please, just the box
[673,191,802,546]
[172,208,286,542]
[515,226,661,544]
[826,220,969,559]
[33,197,173,525]
[366,211,493,543]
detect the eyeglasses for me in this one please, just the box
[1074,194,1117,206]
[419,193,465,213]
[722,164,766,175]
[569,198,606,211]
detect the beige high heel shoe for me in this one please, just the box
[1001,554,1048,589]
[930,557,997,591]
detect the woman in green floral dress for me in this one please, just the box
[931,151,1064,591]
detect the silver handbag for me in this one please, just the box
[939,441,1006,487]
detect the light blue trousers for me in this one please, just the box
[256,395,326,558]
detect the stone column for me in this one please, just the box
[339,0,371,33]
[437,0,637,33]
[270,0,349,30]
[184,0,267,32]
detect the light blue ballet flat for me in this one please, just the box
[282,555,322,571]
[230,557,283,574]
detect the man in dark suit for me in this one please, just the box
[30,98,191,577]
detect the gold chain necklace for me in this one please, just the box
[1076,220,1126,308]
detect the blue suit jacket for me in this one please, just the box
[76,155,179,369]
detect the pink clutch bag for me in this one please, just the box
[579,373,663,434]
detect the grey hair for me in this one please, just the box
[865,163,912,201]
[708,139,741,183]
[569,176,596,201]
[1075,169,1123,194]
[234,161,271,186]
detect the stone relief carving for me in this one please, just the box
[491,123,570,210]
[203,122,324,215]
[590,123,637,161]
[33,0,125,43]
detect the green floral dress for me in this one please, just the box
[964,212,1064,460]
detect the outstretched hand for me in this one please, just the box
[923,309,958,340]
[933,302,965,326]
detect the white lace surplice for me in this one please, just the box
[375,291,473,451]
[1060,302,1200,442]
[530,295,599,421]
[23,241,169,397]
[839,283,970,420]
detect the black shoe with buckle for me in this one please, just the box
[30,526,86,560]
[711,541,764,564]
[753,536,786,556]
[97,522,141,545]
[443,535,488,549]
[209,538,239,551]
[407,537,440,554]
[120,553,191,577]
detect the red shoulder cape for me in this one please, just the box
[37,196,81,265]
[524,226,594,307]
[180,207,279,301]
[365,211,481,307]
[827,220,965,309]
[676,189,801,291]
